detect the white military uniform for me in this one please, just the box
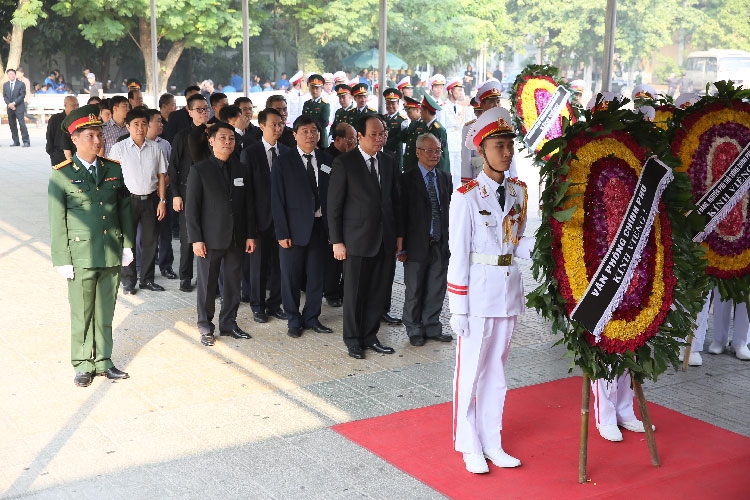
[460,121,518,184]
[591,374,637,428]
[447,171,534,454]
[443,99,470,189]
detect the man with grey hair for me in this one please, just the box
[397,133,452,346]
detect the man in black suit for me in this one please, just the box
[46,95,79,165]
[240,108,290,323]
[328,115,401,359]
[253,95,296,149]
[162,85,200,143]
[186,122,257,347]
[3,69,30,147]
[271,115,334,338]
[398,133,453,346]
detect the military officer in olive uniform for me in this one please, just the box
[48,104,135,387]
[382,88,407,168]
[331,84,355,137]
[349,83,377,126]
[401,96,426,172]
[301,73,331,148]
[421,94,450,173]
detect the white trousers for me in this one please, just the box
[690,292,712,352]
[713,292,749,348]
[453,316,515,454]
[591,372,637,427]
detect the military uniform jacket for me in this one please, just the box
[48,156,135,268]
[348,106,377,128]
[331,103,355,133]
[426,119,450,173]
[302,97,331,147]
[384,111,406,165]
[401,119,426,172]
[446,172,534,318]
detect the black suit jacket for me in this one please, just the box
[400,166,451,262]
[185,156,256,249]
[3,80,26,108]
[271,148,332,247]
[241,140,291,232]
[327,148,401,257]
[162,107,191,143]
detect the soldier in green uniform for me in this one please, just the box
[48,104,135,387]
[400,96,426,172]
[301,73,331,148]
[331,84,355,136]
[349,83,377,127]
[421,94,450,173]
[382,87,407,168]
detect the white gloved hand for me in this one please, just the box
[450,314,469,337]
[121,248,134,267]
[55,265,74,280]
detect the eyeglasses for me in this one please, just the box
[191,107,209,113]
[417,147,442,155]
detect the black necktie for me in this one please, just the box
[89,162,97,182]
[270,146,278,166]
[427,170,441,241]
[496,184,505,209]
[304,153,320,211]
[369,157,380,190]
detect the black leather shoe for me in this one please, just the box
[22,142,30,147]
[200,333,215,346]
[102,367,129,379]
[287,327,303,338]
[241,294,251,303]
[123,284,137,295]
[140,280,165,291]
[347,345,365,359]
[9,143,20,147]
[381,313,402,325]
[74,372,93,387]
[326,297,343,308]
[179,279,193,292]
[220,325,251,339]
[366,342,395,354]
[409,336,426,346]
[160,268,178,279]
[267,308,287,320]
[253,311,268,323]
[305,321,333,333]
[428,334,453,342]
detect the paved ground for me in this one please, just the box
[1,122,749,500]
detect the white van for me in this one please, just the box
[684,49,750,93]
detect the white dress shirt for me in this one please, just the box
[109,137,167,195]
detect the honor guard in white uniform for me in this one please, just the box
[397,76,414,100]
[428,74,448,124]
[460,97,483,183]
[447,106,534,474]
[324,73,339,118]
[286,71,306,124]
[443,77,470,189]
[687,288,750,363]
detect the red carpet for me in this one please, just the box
[333,377,750,499]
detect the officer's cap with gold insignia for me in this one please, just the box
[397,76,413,90]
[323,73,334,83]
[421,94,442,114]
[585,91,622,114]
[631,84,657,102]
[307,74,325,87]
[351,83,369,96]
[446,77,463,92]
[675,92,700,109]
[403,96,421,109]
[470,96,481,110]
[335,84,352,96]
[465,106,515,151]
[569,79,585,94]
[383,88,402,101]
[428,74,446,87]
[290,71,304,86]
[61,104,104,135]
[333,71,347,83]
[477,80,503,103]
[126,78,142,91]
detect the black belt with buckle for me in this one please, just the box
[429,238,441,247]
[130,191,157,200]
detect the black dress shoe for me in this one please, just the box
[409,336,426,346]
[102,367,130,379]
[123,285,137,295]
[326,297,343,308]
[366,342,395,354]
[381,313,402,325]
[160,268,178,279]
[22,142,30,147]
[179,279,193,292]
[427,333,453,342]
[347,345,365,359]
[220,325,251,339]
[74,372,93,387]
[140,280,165,291]
[287,327,303,338]
[253,311,268,323]
[305,321,333,333]
[267,308,288,320]
[200,333,215,346]
[9,143,20,147]
[241,294,251,303]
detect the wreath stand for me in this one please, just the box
[578,372,660,483]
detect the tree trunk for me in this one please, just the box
[138,17,185,95]
[2,0,30,80]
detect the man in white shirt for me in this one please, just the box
[109,108,168,294]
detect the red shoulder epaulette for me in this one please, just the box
[507,177,527,188]
[457,178,478,194]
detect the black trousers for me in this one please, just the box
[278,218,326,329]
[402,244,448,339]
[243,225,282,313]
[157,185,175,271]
[178,208,194,281]
[324,243,343,300]
[7,104,29,145]
[196,245,243,334]
[342,244,391,348]
[122,195,158,286]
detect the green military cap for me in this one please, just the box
[307,74,325,87]
[62,104,103,134]
[126,78,142,91]
[335,84,352,95]
[403,96,421,109]
[421,94,442,113]
[351,83,369,96]
[383,88,402,101]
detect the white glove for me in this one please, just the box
[55,265,74,280]
[450,314,469,337]
[122,248,134,267]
